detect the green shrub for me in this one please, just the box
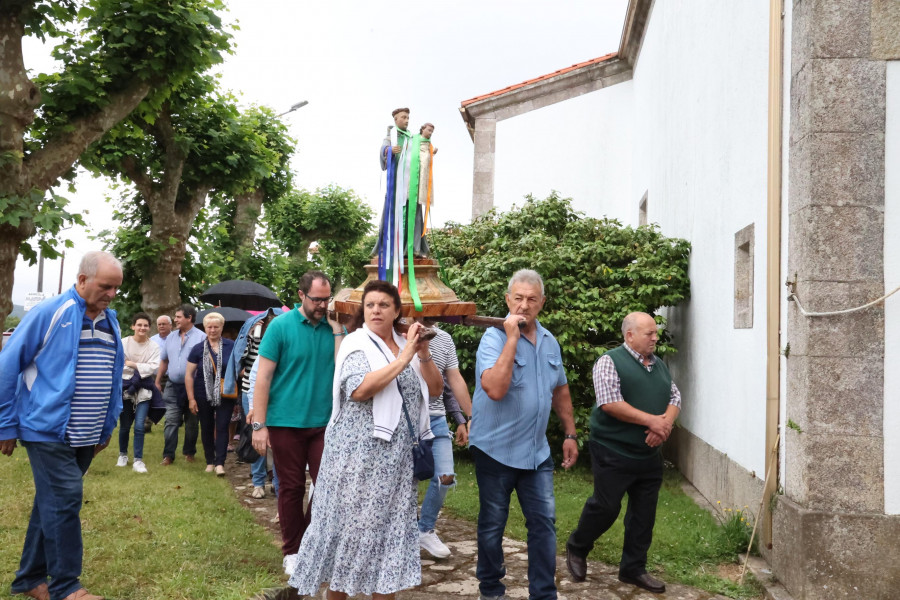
[430,193,691,452]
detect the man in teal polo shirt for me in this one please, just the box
[250,271,344,560]
[565,312,682,594]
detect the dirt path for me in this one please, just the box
[224,452,734,600]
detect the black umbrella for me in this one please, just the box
[197,307,253,326]
[199,280,282,311]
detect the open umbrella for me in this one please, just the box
[199,280,282,311]
[197,306,253,326]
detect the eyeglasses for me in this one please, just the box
[306,295,333,305]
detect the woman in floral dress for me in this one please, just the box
[289,280,442,599]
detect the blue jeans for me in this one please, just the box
[242,392,277,490]
[118,399,150,459]
[162,381,198,460]
[472,446,557,600]
[419,415,456,532]
[12,442,95,600]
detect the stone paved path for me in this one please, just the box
[225,453,736,600]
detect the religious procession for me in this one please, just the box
[3,2,897,600]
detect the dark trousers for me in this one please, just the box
[162,381,198,460]
[567,441,663,577]
[12,442,95,600]
[268,426,325,556]
[196,396,235,467]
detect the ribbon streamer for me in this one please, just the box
[406,134,424,311]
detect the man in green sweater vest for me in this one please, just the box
[564,312,682,594]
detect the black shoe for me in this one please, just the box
[618,572,666,594]
[565,547,587,582]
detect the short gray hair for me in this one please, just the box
[78,251,122,279]
[156,315,173,325]
[507,269,544,297]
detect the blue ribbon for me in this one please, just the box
[378,145,397,282]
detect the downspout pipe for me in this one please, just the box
[764,0,784,549]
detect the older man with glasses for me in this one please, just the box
[251,271,345,571]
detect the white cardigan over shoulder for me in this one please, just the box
[330,324,434,442]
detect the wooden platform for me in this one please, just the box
[333,258,478,321]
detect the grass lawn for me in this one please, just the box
[427,454,763,599]
[0,426,284,600]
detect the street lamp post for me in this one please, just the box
[278,100,308,117]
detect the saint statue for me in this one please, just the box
[373,108,438,310]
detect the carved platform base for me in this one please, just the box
[333,258,477,320]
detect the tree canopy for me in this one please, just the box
[429,192,692,450]
[84,73,297,319]
[0,0,231,325]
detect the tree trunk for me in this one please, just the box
[232,188,264,257]
[0,6,39,196]
[0,225,29,327]
[139,187,209,320]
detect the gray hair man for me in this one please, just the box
[0,250,125,600]
[469,269,579,600]
[151,314,172,349]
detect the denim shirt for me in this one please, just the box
[160,326,206,384]
[469,319,567,469]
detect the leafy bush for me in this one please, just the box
[429,192,691,451]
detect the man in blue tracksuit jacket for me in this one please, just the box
[0,251,124,600]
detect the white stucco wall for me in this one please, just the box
[629,0,771,477]
[493,81,635,222]
[484,1,773,480]
[884,60,900,515]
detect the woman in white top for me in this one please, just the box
[116,312,161,473]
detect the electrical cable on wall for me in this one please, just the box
[788,284,900,317]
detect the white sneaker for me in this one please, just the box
[116,455,128,467]
[282,553,299,575]
[251,486,265,499]
[419,529,451,558]
[132,460,148,474]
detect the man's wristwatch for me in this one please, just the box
[251,422,266,431]
[564,434,578,441]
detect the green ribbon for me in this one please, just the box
[406,134,424,311]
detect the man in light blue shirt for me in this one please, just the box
[469,269,579,600]
[155,304,206,465]
[150,314,172,349]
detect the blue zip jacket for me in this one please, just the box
[0,286,124,444]
[224,307,283,395]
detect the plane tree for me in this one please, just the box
[0,0,230,325]
[86,77,292,319]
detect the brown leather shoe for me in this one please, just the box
[184,454,195,463]
[61,588,104,600]
[565,547,587,582]
[18,582,49,600]
[619,572,666,594]
[160,456,173,466]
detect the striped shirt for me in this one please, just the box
[593,343,682,408]
[427,328,459,415]
[67,313,118,447]
[241,329,261,394]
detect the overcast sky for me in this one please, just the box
[12,0,628,305]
